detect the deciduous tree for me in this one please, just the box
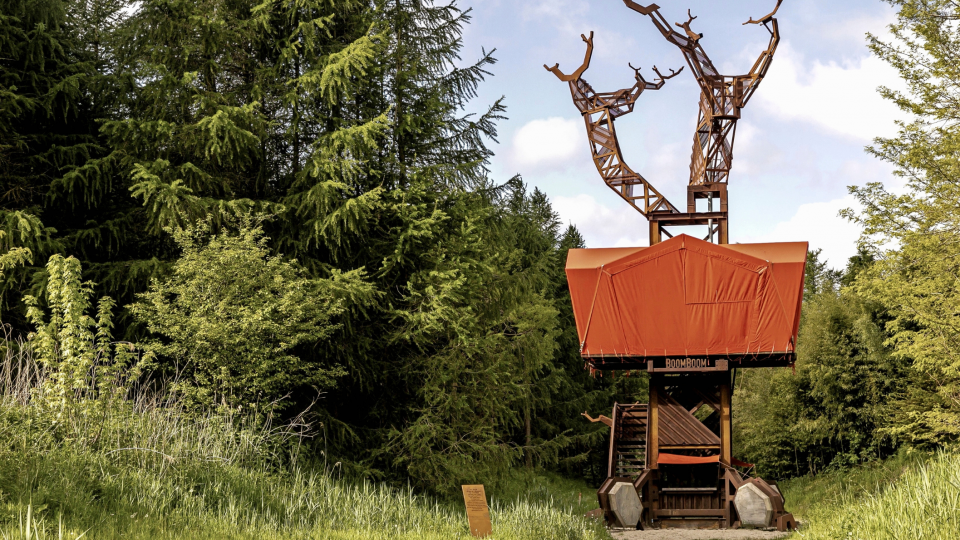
[846,0,960,444]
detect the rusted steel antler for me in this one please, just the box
[744,0,783,25]
[675,9,702,42]
[737,0,783,107]
[623,0,783,186]
[629,62,684,89]
[651,65,682,82]
[543,31,594,82]
[545,33,682,216]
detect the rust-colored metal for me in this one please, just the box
[544,32,683,217]
[558,2,795,532]
[657,393,721,448]
[624,0,782,187]
[546,1,782,245]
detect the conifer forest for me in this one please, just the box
[1,0,960,538]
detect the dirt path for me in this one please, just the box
[610,529,790,540]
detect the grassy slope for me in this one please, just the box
[0,449,609,540]
[780,449,960,540]
[0,340,609,540]
[5,393,958,540]
[10,423,960,540]
[495,469,605,516]
[779,449,929,519]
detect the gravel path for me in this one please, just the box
[610,529,790,540]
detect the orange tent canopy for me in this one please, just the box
[566,234,807,361]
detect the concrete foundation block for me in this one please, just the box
[734,482,774,528]
[608,481,641,529]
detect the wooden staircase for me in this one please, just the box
[597,382,796,532]
[608,403,648,477]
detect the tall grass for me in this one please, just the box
[783,450,960,540]
[0,333,607,540]
[779,449,929,520]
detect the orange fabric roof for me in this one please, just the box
[566,234,807,359]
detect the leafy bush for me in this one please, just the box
[131,219,373,411]
[20,254,148,435]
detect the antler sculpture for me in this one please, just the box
[623,0,783,186]
[544,32,683,216]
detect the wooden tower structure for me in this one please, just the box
[546,0,800,531]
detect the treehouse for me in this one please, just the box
[567,235,806,530]
[545,0,801,531]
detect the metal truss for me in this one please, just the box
[544,32,683,216]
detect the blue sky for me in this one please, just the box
[458,0,905,269]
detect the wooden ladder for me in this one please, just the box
[609,403,648,478]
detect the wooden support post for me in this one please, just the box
[723,469,732,527]
[718,218,729,245]
[649,220,662,245]
[648,380,659,469]
[719,382,731,466]
[649,469,660,522]
[717,184,729,244]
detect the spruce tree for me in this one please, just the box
[0,0,153,328]
[0,0,76,317]
[2,0,616,491]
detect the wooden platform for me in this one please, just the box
[596,372,795,531]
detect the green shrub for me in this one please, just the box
[21,254,148,436]
[131,218,373,411]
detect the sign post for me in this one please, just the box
[461,484,492,537]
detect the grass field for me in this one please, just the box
[0,419,609,540]
[780,449,960,540]
[0,456,609,540]
[0,341,609,540]
[5,408,959,540]
[7,401,959,540]
[6,335,960,540]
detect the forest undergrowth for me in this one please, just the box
[0,338,607,540]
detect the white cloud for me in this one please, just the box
[521,0,635,60]
[520,0,587,26]
[755,41,905,141]
[509,117,585,172]
[814,11,896,50]
[741,195,862,269]
[552,193,648,248]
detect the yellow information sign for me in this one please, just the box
[461,484,492,537]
